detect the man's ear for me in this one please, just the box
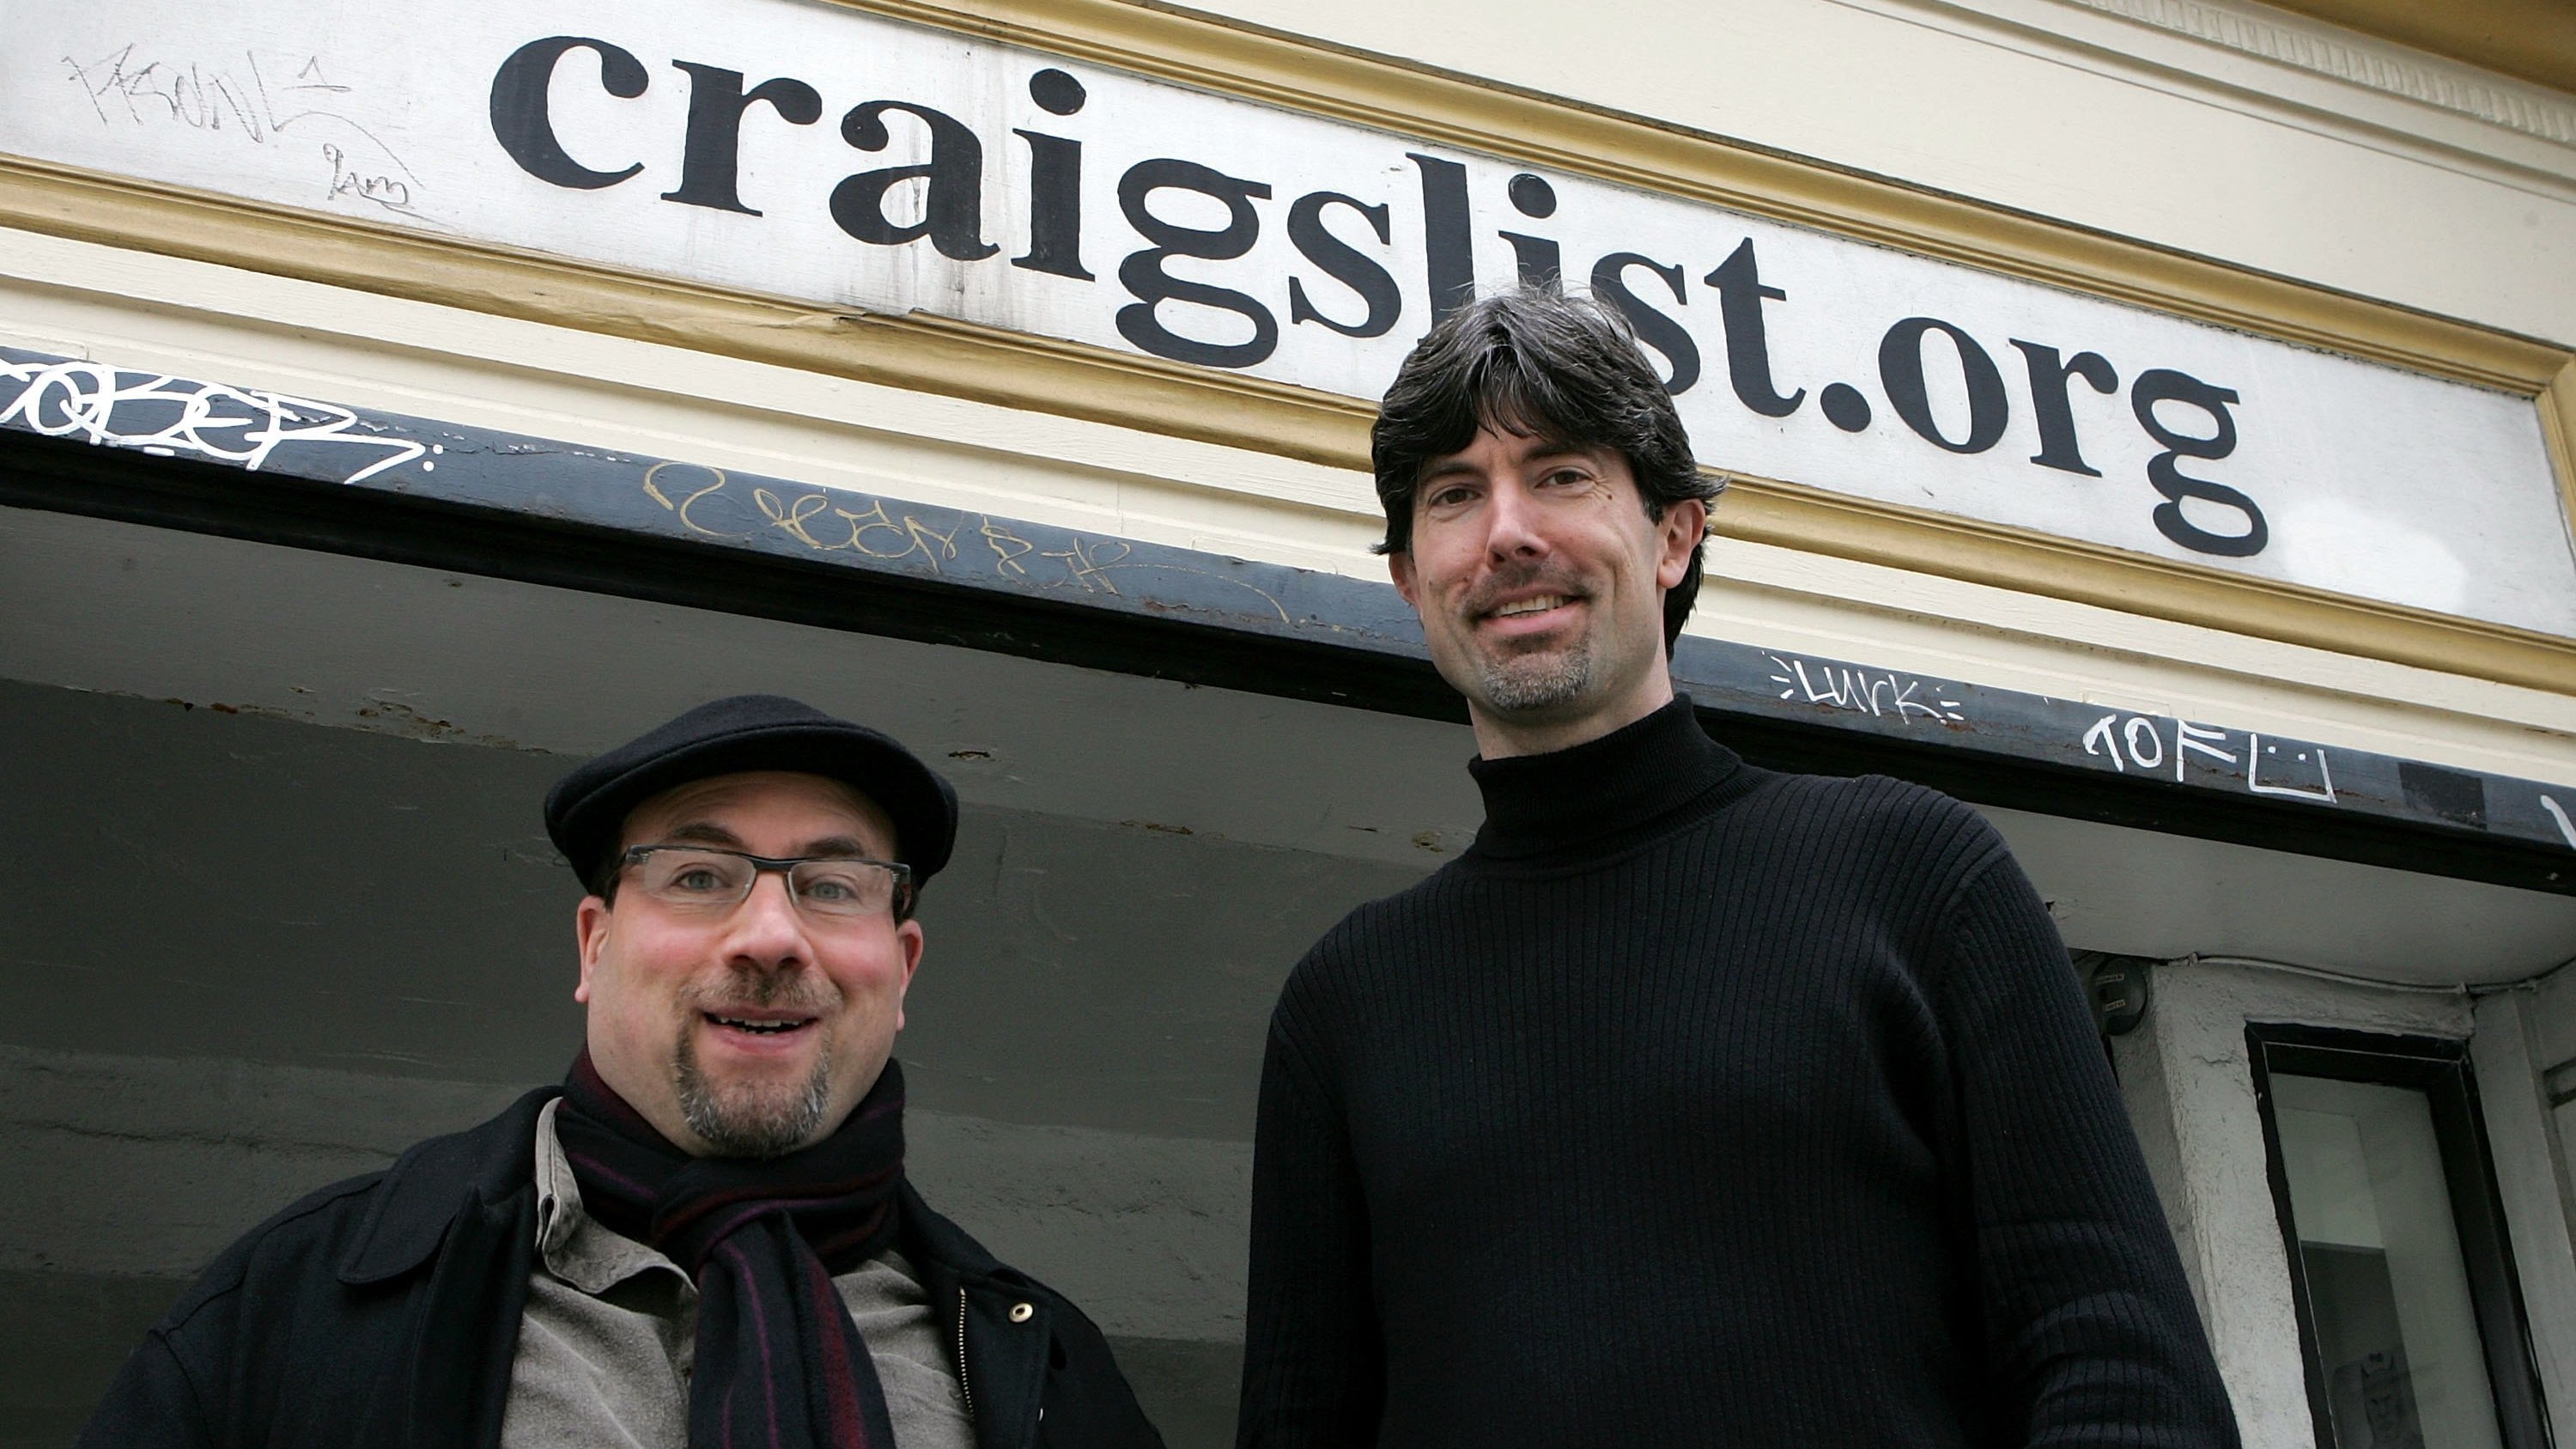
[1388,549,1420,609]
[574,895,610,1004]
[1656,498,1708,592]
[892,917,926,1031]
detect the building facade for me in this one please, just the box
[3,1,2573,1445]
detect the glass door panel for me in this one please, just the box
[2273,1073,2504,1449]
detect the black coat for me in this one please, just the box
[76,1088,1167,1449]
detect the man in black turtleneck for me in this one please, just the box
[1234,291,2239,1449]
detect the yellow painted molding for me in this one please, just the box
[2543,362,2576,587]
[3,0,2576,693]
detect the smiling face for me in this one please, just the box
[1389,426,1705,758]
[574,770,923,1158]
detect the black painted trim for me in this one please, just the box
[5,346,2576,894]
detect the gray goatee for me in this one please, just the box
[673,1032,833,1158]
[1475,634,1595,714]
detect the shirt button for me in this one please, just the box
[1008,1302,1035,1324]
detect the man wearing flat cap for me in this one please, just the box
[79,695,1164,1449]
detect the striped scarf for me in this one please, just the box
[554,1049,907,1449]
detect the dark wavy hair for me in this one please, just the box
[1371,289,1722,652]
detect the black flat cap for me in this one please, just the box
[544,695,957,892]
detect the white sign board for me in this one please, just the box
[5,0,2573,634]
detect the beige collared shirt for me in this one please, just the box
[498,1099,978,1449]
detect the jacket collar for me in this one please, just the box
[338,1086,562,1286]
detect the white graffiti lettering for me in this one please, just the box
[1767,655,1966,725]
[2246,734,2336,803]
[2175,720,2236,780]
[2541,795,2576,849]
[2080,711,2336,806]
[0,357,427,484]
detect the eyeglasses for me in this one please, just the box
[617,845,913,922]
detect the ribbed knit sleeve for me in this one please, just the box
[1932,843,2240,1449]
[1237,958,1381,1449]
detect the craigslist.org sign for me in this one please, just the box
[8,0,2571,634]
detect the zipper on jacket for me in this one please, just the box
[953,1286,976,1423]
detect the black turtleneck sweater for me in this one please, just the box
[1236,698,2236,1449]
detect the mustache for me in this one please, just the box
[678,969,839,1016]
[1461,563,1589,618]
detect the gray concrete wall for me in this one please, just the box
[2114,960,2576,1449]
[0,678,1422,1447]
